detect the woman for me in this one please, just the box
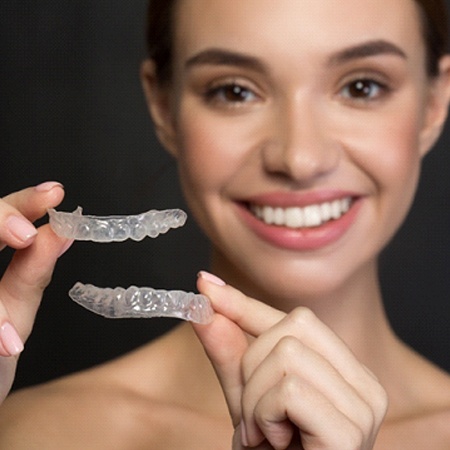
[1,0,450,448]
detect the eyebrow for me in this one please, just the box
[327,40,407,65]
[184,40,407,73]
[185,49,269,74]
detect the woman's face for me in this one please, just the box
[150,0,449,304]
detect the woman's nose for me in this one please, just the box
[262,96,341,182]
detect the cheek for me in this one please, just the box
[374,122,419,178]
[175,109,250,198]
[353,105,424,246]
[349,102,424,193]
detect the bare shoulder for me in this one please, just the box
[0,372,151,449]
[376,358,450,450]
[0,370,231,450]
[0,325,232,449]
[376,405,450,450]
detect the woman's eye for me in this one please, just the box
[340,79,387,101]
[205,83,257,104]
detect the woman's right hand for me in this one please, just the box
[0,182,71,403]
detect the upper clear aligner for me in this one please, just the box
[48,206,188,242]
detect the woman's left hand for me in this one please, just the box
[193,274,388,450]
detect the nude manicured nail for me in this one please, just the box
[198,271,226,286]
[7,216,38,243]
[0,322,24,356]
[34,181,64,192]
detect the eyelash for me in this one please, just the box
[339,77,391,103]
[203,81,259,107]
[200,76,392,108]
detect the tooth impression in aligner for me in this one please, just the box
[48,206,187,242]
[69,282,214,324]
[50,206,209,323]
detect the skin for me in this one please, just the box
[160,0,444,312]
[1,0,450,448]
[145,2,450,446]
[0,183,70,403]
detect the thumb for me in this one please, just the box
[192,304,248,427]
[0,224,71,339]
[193,271,285,427]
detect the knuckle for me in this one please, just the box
[243,336,303,381]
[287,306,316,329]
[279,374,302,399]
[356,402,376,434]
[361,375,388,421]
[372,384,389,423]
[341,423,365,450]
[273,335,302,360]
[340,411,384,450]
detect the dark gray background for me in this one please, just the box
[1,1,450,390]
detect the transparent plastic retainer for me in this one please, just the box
[49,207,213,324]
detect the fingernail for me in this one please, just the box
[198,271,226,286]
[0,322,24,356]
[240,420,249,447]
[7,216,38,243]
[35,181,64,192]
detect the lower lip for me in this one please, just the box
[236,200,362,251]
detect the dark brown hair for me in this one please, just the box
[146,0,449,83]
[417,0,449,75]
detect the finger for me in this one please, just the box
[197,272,286,336]
[231,423,280,450]
[253,375,367,450]
[197,274,387,437]
[0,353,19,403]
[197,275,374,394]
[2,182,65,222]
[0,224,71,340]
[240,308,387,418]
[242,336,376,447]
[192,312,249,427]
[0,305,24,357]
[0,182,64,249]
[0,203,37,250]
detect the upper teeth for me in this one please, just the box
[251,198,352,228]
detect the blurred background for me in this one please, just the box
[1,1,450,390]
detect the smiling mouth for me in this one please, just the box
[249,197,353,229]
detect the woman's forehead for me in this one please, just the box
[173,0,425,61]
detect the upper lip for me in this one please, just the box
[242,190,360,208]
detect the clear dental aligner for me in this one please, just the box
[48,206,187,242]
[69,282,214,324]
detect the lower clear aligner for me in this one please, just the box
[69,282,214,324]
[48,206,187,242]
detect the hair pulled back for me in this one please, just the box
[146,0,448,83]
